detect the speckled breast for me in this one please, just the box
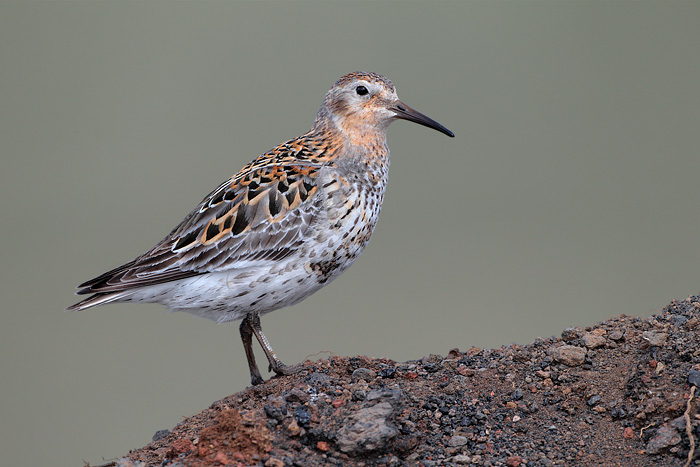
[303,158,389,285]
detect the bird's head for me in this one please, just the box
[315,72,454,145]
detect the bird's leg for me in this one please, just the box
[248,311,301,377]
[239,314,265,386]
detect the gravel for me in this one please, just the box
[120,294,700,467]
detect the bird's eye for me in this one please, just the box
[355,86,369,96]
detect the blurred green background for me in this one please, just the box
[2,1,699,466]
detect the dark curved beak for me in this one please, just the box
[391,100,455,137]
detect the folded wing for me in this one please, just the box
[68,157,324,310]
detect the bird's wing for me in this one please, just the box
[74,156,326,295]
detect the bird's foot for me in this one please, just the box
[269,361,303,377]
[250,371,265,386]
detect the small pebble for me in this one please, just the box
[351,368,376,381]
[553,345,587,367]
[332,398,345,408]
[642,331,667,347]
[448,435,468,447]
[284,388,309,403]
[688,369,700,388]
[151,429,170,442]
[294,407,310,426]
[582,333,606,349]
[670,415,687,431]
[451,454,472,464]
[287,420,301,436]
[646,424,681,454]
[264,404,286,421]
[561,327,583,341]
[265,458,284,467]
[670,315,687,326]
[316,441,329,452]
[608,330,624,341]
[352,389,366,401]
[587,395,601,406]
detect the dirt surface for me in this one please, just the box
[108,295,700,467]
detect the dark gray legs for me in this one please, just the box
[239,311,300,386]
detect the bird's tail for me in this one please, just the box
[66,291,134,311]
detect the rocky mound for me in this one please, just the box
[105,295,700,467]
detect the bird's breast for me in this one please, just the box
[301,161,389,284]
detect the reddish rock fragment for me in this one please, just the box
[317,441,329,451]
[265,458,284,467]
[213,451,229,465]
[552,345,587,366]
[582,332,606,349]
[166,438,194,458]
[287,420,301,437]
[642,331,668,347]
[646,424,681,454]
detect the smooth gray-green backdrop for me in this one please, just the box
[2,2,699,466]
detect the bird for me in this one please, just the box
[68,71,454,386]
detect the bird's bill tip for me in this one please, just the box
[391,101,454,137]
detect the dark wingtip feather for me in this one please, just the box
[66,296,93,311]
[66,294,103,311]
[75,259,138,289]
[76,286,97,295]
[66,290,132,311]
